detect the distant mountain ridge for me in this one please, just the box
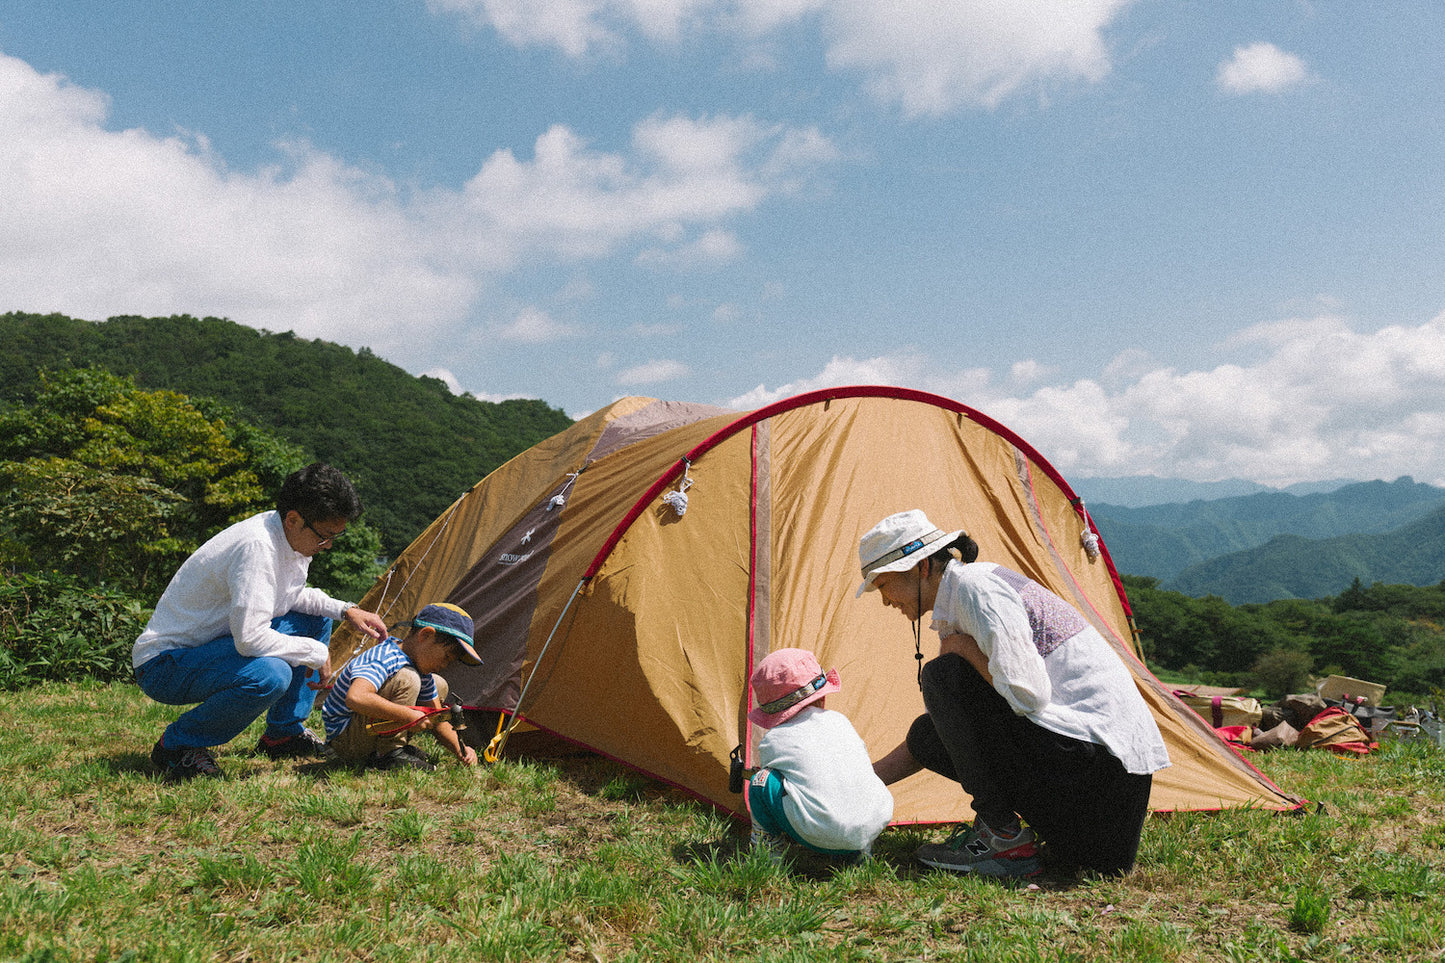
[1088,477,1445,604]
[1073,475,1359,508]
[1168,505,1445,604]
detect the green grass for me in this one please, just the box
[4,681,1445,962]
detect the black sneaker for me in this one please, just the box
[256,729,329,759]
[368,746,436,772]
[151,740,223,782]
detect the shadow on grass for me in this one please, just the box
[100,750,155,776]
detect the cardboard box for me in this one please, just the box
[1316,674,1386,706]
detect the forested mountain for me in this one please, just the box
[0,312,574,554]
[1169,505,1445,605]
[1090,477,1445,582]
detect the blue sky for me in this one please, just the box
[3,1,1443,487]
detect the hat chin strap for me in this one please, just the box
[913,573,924,689]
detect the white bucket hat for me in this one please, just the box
[855,509,963,598]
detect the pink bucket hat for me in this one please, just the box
[747,648,841,729]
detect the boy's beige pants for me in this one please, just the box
[328,667,449,762]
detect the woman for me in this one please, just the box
[858,510,1169,877]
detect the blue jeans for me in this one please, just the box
[135,612,332,750]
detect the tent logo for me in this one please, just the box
[498,551,533,565]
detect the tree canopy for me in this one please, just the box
[0,312,574,556]
[0,368,380,602]
[1126,574,1445,702]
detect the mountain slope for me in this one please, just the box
[1167,505,1445,604]
[1074,475,1356,507]
[1091,477,1445,580]
[0,312,574,553]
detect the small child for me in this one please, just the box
[322,602,483,771]
[746,648,894,860]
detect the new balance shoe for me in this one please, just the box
[151,741,224,782]
[915,821,1041,877]
[256,728,329,760]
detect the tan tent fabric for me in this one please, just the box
[333,387,1301,822]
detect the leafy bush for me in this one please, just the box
[0,572,149,689]
[1251,648,1315,700]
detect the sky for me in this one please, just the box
[2,1,1443,488]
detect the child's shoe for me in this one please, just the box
[749,824,790,862]
[368,746,436,772]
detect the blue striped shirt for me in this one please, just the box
[322,637,438,738]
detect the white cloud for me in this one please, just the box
[1216,42,1311,95]
[616,358,692,385]
[428,0,714,55]
[1009,359,1056,388]
[820,0,1128,115]
[420,367,464,392]
[627,322,681,338]
[0,54,470,345]
[448,116,831,263]
[725,351,992,409]
[730,312,1445,487]
[635,227,743,268]
[498,306,580,343]
[433,0,1133,115]
[419,365,534,402]
[0,52,831,355]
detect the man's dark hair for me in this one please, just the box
[276,463,363,522]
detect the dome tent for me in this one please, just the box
[331,387,1300,822]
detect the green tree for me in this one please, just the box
[0,368,275,595]
[0,457,183,591]
[0,369,386,685]
[0,368,380,601]
[0,312,574,555]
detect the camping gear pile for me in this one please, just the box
[1175,674,1443,756]
[331,387,1302,823]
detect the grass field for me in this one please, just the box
[3,680,1444,962]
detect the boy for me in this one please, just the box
[322,602,482,770]
[746,648,894,861]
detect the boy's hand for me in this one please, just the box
[457,744,478,766]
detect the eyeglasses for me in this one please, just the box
[303,518,345,546]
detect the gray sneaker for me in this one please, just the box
[916,821,1041,877]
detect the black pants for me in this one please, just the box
[909,653,1152,876]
